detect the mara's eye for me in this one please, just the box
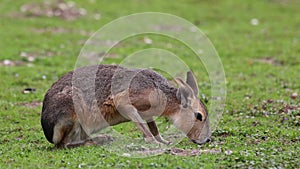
[182,103,188,108]
[194,112,203,121]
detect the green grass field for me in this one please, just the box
[0,0,299,168]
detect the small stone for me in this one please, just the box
[20,52,27,57]
[94,13,101,20]
[143,37,152,44]
[3,59,12,65]
[290,93,298,99]
[250,18,259,26]
[28,56,35,62]
[122,153,131,157]
[79,8,87,15]
[23,88,36,94]
[189,26,197,32]
[225,150,233,155]
[197,49,203,54]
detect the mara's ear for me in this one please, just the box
[186,71,199,96]
[174,78,185,87]
[175,78,194,108]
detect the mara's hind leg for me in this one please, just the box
[53,119,91,149]
[52,119,74,148]
[55,121,113,148]
[66,87,113,148]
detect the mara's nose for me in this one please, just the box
[192,137,211,145]
[205,137,211,143]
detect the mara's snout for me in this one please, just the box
[191,118,212,145]
[41,64,210,148]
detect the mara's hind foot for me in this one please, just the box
[58,135,114,148]
[90,135,114,145]
[64,140,97,148]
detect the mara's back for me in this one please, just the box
[43,64,173,107]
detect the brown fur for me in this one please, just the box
[41,64,210,147]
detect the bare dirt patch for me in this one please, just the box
[0,60,25,66]
[0,50,57,67]
[250,99,300,126]
[19,101,42,108]
[20,0,87,21]
[170,148,221,156]
[255,57,284,66]
[32,27,93,36]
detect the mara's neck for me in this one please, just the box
[162,87,181,118]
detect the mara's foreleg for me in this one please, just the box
[146,118,170,144]
[117,104,162,144]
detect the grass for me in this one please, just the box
[0,0,299,168]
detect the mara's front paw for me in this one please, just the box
[144,136,164,145]
[155,135,171,145]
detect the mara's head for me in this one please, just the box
[172,71,211,145]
